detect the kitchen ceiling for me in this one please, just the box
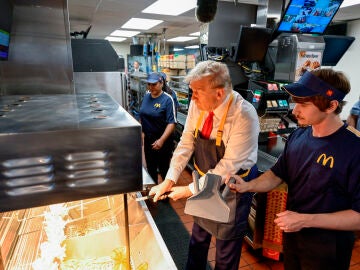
[67,0,360,45]
[68,0,202,44]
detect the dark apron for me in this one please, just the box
[192,94,257,240]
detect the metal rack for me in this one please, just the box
[168,76,190,114]
[127,73,148,119]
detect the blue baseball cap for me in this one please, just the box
[159,72,167,82]
[146,73,162,83]
[282,71,346,101]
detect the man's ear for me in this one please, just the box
[327,100,339,113]
[216,88,225,99]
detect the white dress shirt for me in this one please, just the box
[165,90,260,193]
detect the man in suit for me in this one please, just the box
[131,60,143,73]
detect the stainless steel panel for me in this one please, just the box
[0,0,74,95]
[120,72,129,111]
[0,93,142,211]
[256,0,268,27]
[74,72,124,107]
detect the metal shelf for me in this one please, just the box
[171,87,188,95]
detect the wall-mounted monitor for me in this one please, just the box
[321,35,355,66]
[0,29,10,60]
[231,26,273,63]
[277,0,344,34]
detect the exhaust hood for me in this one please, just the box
[0,0,74,95]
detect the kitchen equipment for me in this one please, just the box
[0,93,142,212]
[184,173,235,223]
[0,1,176,269]
[135,191,171,202]
[274,33,325,82]
[0,193,177,270]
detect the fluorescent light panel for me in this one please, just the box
[190,32,200,36]
[121,18,163,30]
[142,0,196,16]
[341,0,360,7]
[105,36,127,42]
[110,30,140,37]
[167,36,198,42]
[185,45,199,49]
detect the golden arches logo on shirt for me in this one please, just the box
[316,154,334,168]
[154,103,161,108]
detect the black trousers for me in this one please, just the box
[185,223,243,270]
[283,228,355,270]
[144,136,174,184]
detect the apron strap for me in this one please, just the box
[194,111,205,139]
[194,163,206,176]
[193,166,251,182]
[216,93,234,146]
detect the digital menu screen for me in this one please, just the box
[277,0,343,34]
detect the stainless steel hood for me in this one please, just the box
[0,93,142,212]
[0,0,74,95]
[0,0,143,212]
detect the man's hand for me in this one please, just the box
[224,174,249,193]
[151,139,163,150]
[168,186,193,201]
[149,179,174,202]
[274,210,306,232]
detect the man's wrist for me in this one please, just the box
[183,186,193,197]
[164,178,176,187]
[245,180,254,193]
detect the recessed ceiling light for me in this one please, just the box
[341,0,360,8]
[173,48,184,51]
[167,36,198,42]
[105,37,127,43]
[110,30,140,37]
[142,0,196,16]
[185,45,199,49]
[122,18,163,30]
[190,32,200,36]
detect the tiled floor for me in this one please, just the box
[163,167,360,270]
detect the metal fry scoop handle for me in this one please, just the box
[136,191,171,201]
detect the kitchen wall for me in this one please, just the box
[110,19,360,121]
[111,42,131,71]
[336,19,360,120]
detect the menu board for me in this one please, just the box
[277,0,343,34]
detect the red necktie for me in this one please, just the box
[201,111,214,139]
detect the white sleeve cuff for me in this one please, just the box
[188,175,206,194]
